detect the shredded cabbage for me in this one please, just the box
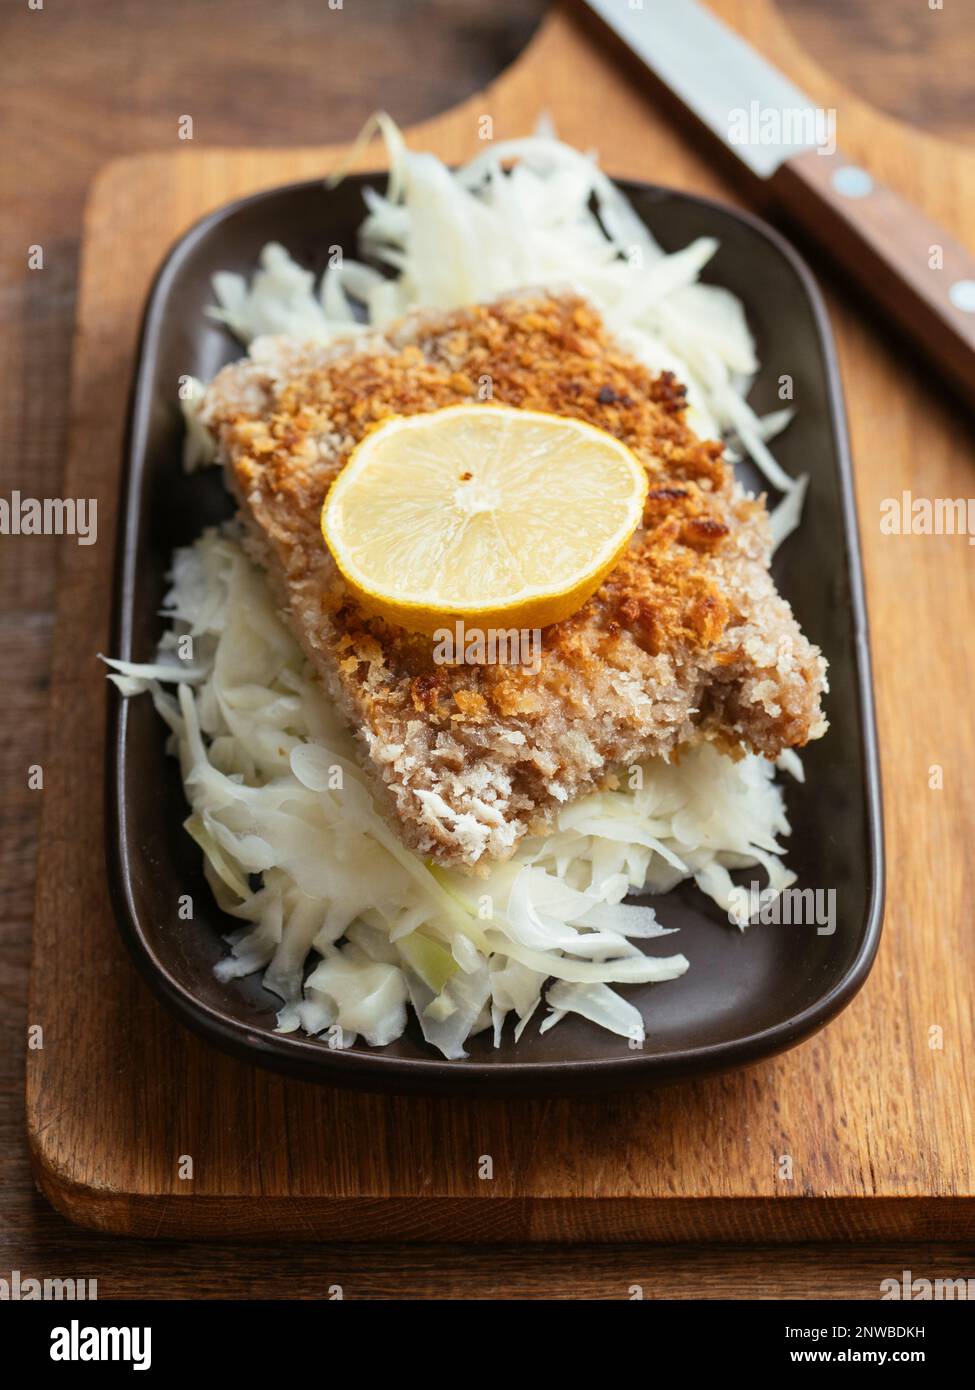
[111,118,814,1057]
[107,533,799,1057]
[199,113,804,543]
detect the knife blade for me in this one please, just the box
[581,0,975,400]
[585,0,819,176]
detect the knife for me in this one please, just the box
[581,0,975,400]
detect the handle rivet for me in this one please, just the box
[948,280,975,313]
[831,166,873,199]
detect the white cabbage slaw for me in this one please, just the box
[199,113,804,546]
[114,118,811,1058]
[106,534,798,1058]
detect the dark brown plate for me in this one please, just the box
[108,172,884,1096]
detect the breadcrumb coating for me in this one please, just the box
[202,291,827,869]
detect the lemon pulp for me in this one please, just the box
[321,403,647,635]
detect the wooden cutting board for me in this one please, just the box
[27,0,975,1240]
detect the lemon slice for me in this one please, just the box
[321,403,647,634]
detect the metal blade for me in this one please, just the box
[583,0,825,177]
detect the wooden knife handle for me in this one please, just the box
[771,147,975,399]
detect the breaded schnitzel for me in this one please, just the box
[201,291,827,869]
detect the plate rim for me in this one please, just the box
[106,170,885,1096]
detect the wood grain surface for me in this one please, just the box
[5,0,975,1294]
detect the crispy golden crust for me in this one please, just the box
[203,291,827,868]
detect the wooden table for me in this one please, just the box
[3,0,973,1298]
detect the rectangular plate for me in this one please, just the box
[108,173,883,1096]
